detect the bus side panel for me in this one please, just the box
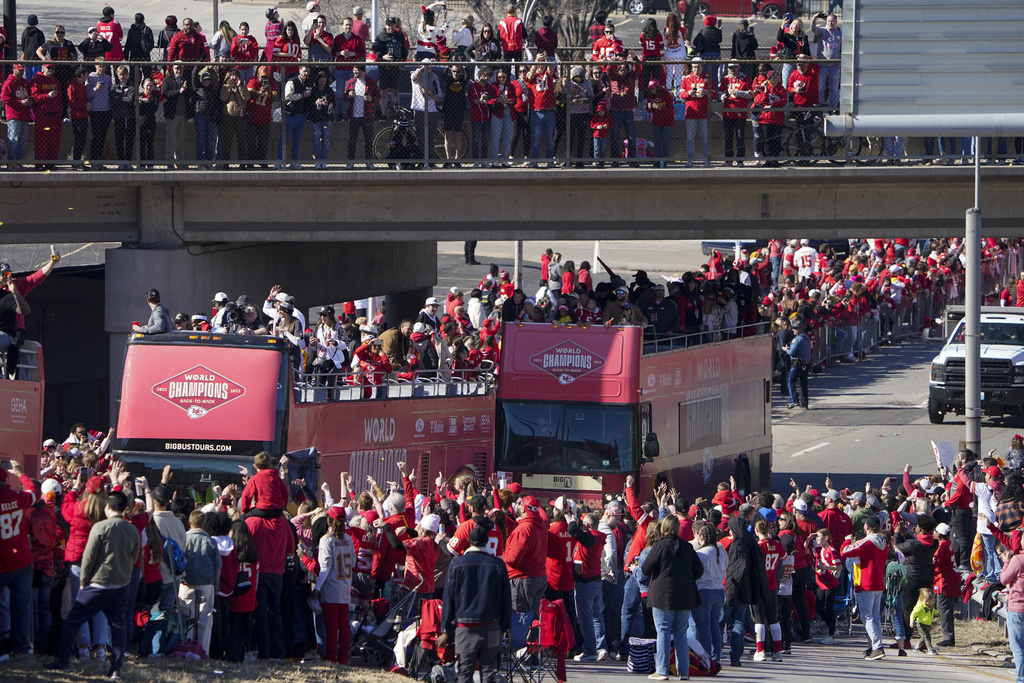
[291,395,495,495]
[639,335,773,498]
[0,378,44,477]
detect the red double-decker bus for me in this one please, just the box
[494,323,773,506]
[112,324,772,504]
[113,334,496,492]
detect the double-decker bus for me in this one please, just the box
[0,342,46,476]
[494,323,773,505]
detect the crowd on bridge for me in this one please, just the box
[5,3,1023,170]
[2,424,1024,680]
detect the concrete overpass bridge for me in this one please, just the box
[2,165,1021,427]
[2,166,1023,245]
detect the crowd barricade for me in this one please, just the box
[11,57,1023,171]
[293,365,493,403]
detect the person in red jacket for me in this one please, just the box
[681,57,710,167]
[1,63,33,169]
[246,67,277,166]
[31,62,63,168]
[467,68,493,165]
[273,22,303,79]
[0,461,40,656]
[62,474,108,660]
[718,62,752,165]
[167,18,210,67]
[239,452,290,515]
[497,5,524,61]
[29,479,61,649]
[230,22,261,83]
[591,22,623,66]
[841,515,888,660]
[448,494,505,557]
[352,338,393,398]
[505,495,548,648]
[368,475,415,589]
[787,54,817,129]
[932,522,959,647]
[244,508,294,659]
[332,17,365,120]
[345,66,379,164]
[67,66,90,166]
[572,511,607,660]
[756,69,787,167]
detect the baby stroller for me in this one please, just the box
[882,561,906,638]
[351,578,424,667]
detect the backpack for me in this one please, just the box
[163,537,188,576]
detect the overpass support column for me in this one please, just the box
[104,239,436,416]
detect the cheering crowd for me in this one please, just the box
[2,431,1024,680]
[6,3,1018,169]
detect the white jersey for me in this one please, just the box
[794,246,817,279]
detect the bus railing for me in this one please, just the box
[642,320,771,354]
[292,364,494,402]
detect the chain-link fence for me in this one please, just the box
[3,57,1023,170]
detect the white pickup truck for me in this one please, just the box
[928,307,1024,424]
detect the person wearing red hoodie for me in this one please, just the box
[31,62,63,167]
[841,514,888,660]
[67,66,90,166]
[621,476,655,659]
[0,461,40,656]
[573,511,607,661]
[504,495,548,649]
[1,63,33,168]
[239,452,289,515]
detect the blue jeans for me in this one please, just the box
[652,125,672,160]
[724,603,747,666]
[924,137,953,158]
[70,562,108,648]
[856,590,883,650]
[982,533,1004,584]
[279,113,307,162]
[253,573,285,658]
[490,114,514,162]
[574,580,605,656]
[693,588,725,662]
[530,109,556,160]
[6,120,29,161]
[0,330,13,353]
[818,65,840,109]
[0,566,32,654]
[195,113,216,161]
[1009,609,1024,683]
[770,256,782,287]
[471,120,490,159]
[34,572,54,649]
[593,137,608,160]
[620,575,645,655]
[685,118,708,162]
[702,52,722,91]
[652,607,690,677]
[311,120,331,161]
[58,585,129,670]
[609,109,635,158]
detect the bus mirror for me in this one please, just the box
[643,433,660,462]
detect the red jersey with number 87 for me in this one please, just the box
[0,475,39,572]
[759,537,784,592]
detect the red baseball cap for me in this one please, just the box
[520,495,539,512]
[507,482,523,494]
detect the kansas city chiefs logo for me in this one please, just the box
[529,342,606,384]
[152,366,245,418]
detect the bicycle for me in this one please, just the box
[372,103,468,163]
[784,110,884,165]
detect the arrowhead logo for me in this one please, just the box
[529,342,606,384]
[152,366,246,418]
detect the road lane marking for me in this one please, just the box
[791,442,830,458]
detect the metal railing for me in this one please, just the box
[292,364,494,402]
[7,57,1020,171]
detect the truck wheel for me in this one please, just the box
[928,397,944,424]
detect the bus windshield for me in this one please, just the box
[495,401,636,473]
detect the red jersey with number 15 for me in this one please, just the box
[759,537,784,591]
[347,526,374,573]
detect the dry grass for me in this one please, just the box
[1,656,415,683]
[939,617,1009,657]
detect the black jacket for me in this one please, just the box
[641,534,703,611]
[191,67,223,118]
[442,548,512,634]
[691,27,723,56]
[895,533,937,585]
[373,30,409,62]
[78,37,113,61]
[724,515,770,607]
[731,28,758,59]
[161,72,193,119]
[125,22,156,60]
[110,78,136,119]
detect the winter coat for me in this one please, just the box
[641,533,703,611]
[724,515,770,606]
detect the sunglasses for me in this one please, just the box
[57,31,66,35]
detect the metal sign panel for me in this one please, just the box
[825,0,1024,136]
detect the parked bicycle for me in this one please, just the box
[372,104,468,163]
[784,110,883,165]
